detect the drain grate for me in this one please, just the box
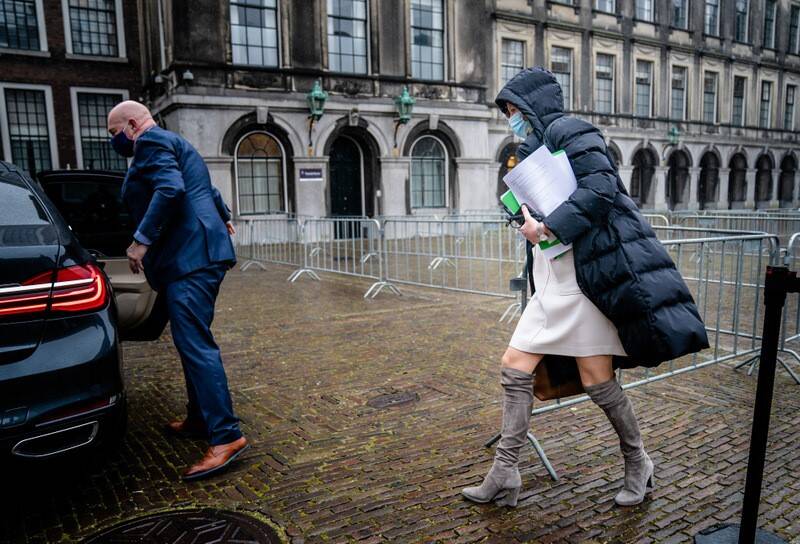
[367,391,419,409]
[81,509,282,544]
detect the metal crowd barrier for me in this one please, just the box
[234,216,303,270]
[382,218,525,297]
[487,228,783,480]
[672,210,800,248]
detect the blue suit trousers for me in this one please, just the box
[165,263,241,445]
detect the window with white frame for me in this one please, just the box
[236,132,285,214]
[74,91,127,171]
[763,0,776,48]
[411,136,446,208]
[785,85,796,130]
[1,0,44,50]
[636,0,654,21]
[760,80,773,128]
[230,0,279,66]
[704,0,719,35]
[635,60,653,117]
[327,0,368,74]
[500,39,524,86]
[672,0,688,28]
[1,86,54,172]
[791,5,800,54]
[595,54,614,114]
[703,72,718,123]
[551,47,572,110]
[732,75,747,126]
[411,0,444,81]
[671,66,687,120]
[595,0,615,13]
[734,0,748,42]
[65,0,122,57]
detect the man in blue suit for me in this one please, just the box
[107,100,248,481]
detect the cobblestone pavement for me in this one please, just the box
[2,265,800,543]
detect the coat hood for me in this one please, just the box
[495,67,564,145]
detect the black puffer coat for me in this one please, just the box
[497,67,709,369]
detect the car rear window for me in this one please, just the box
[0,177,50,226]
[42,179,133,257]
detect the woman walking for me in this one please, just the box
[462,67,709,508]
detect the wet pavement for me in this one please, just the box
[1,265,799,543]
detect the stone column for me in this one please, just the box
[379,157,411,216]
[688,166,701,211]
[205,157,235,213]
[618,165,633,194]
[455,158,494,211]
[770,169,781,208]
[294,157,329,218]
[793,170,800,207]
[654,166,669,212]
[718,167,730,210]
[745,168,757,209]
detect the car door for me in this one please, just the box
[37,171,166,341]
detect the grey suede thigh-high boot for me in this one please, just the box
[462,367,533,507]
[584,378,654,506]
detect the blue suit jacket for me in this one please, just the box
[121,126,236,291]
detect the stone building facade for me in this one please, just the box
[142,0,799,215]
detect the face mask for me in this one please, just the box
[508,112,530,139]
[110,124,135,157]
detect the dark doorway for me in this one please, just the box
[728,153,747,208]
[780,154,797,206]
[497,142,519,201]
[631,148,656,207]
[698,152,720,210]
[330,136,363,217]
[667,150,690,210]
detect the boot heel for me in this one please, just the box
[495,486,520,507]
[646,475,654,491]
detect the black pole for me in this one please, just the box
[695,266,793,544]
[739,266,789,542]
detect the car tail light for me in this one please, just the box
[0,263,108,319]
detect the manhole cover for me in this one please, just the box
[81,508,282,544]
[367,391,419,409]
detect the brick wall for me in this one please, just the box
[0,0,142,169]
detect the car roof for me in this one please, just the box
[37,169,125,183]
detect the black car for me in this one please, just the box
[0,162,165,460]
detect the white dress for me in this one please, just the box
[508,245,627,357]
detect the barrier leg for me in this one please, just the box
[364,281,402,299]
[287,268,320,282]
[499,302,521,323]
[240,260,267,272]
[483,430,559,481]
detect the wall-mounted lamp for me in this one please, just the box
[668,126,680,146]
[306,79,328,155]
[393,86,416,155]
[154,74,165,84]
[181,69,194,82]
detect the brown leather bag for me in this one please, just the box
[533,355,585,401]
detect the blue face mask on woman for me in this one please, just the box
[110,125,135,157]
[508,112,530,139]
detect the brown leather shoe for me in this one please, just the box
[164,418,207,439]
[182,436,249,481]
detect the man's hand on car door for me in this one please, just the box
[126,241,149,274]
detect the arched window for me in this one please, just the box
[755,154,773,204]
[728,153,747,207]
[698,152,720,210]
[631,148,656,207]
[235,132,285,214]
[780,154,797,205]
[607,144,621,169]
[411,136,447,208]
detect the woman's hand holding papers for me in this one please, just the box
[519,205,552,244]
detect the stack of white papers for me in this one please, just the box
[502,145,578,259]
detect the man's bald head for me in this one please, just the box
[107,100,155,140]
